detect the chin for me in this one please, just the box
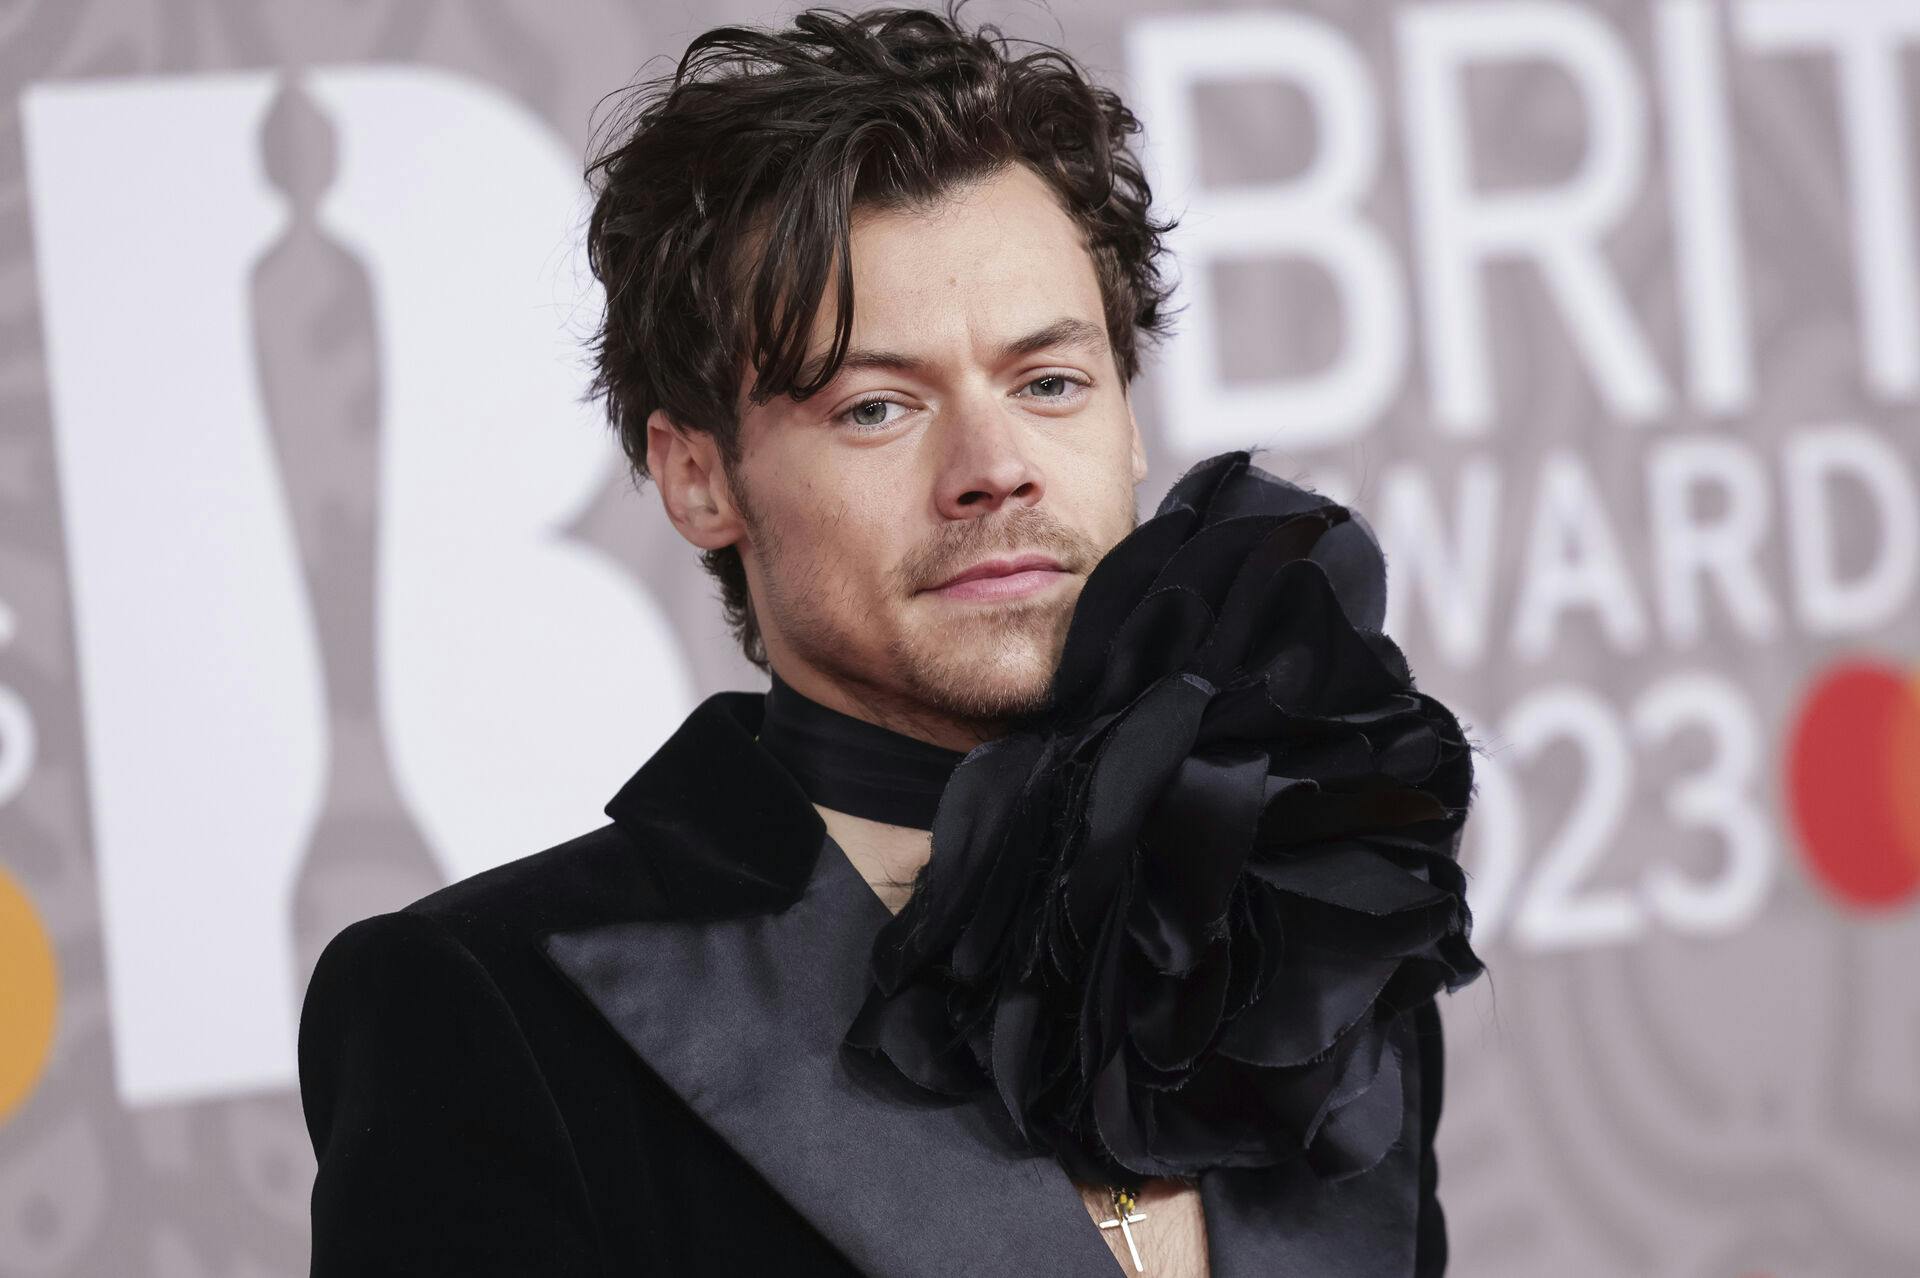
[892,606,1068,723]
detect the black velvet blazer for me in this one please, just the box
[298,689,1451,1276]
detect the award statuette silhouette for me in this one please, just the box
[252,77,443,979]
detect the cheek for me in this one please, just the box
[769,491,901,597]
[1055,433,1138,532]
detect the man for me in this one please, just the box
[298,6,1453,1276]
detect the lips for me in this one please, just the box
[926,553,1066,593]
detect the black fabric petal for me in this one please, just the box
[844,449,1487,1192]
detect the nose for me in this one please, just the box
[930,393,1044,522]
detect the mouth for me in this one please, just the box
[921,552,1072,603]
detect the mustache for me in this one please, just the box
[901,505,1105,594]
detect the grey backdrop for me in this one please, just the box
[3,1,1919,1274]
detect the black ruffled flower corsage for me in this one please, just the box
[844,449,1486,1188]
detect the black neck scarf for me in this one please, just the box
[756,669,967,832]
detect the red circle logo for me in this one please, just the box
[1786,661,1920,910]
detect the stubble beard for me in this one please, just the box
[741,469,1136,737]
[883,589,1075,724]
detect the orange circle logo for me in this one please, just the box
[0,863,58,1121]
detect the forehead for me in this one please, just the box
[815,164,1107,366]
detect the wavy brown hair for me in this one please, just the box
[582,1,1178,670]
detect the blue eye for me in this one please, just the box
[1020,373,1090,403]
[842,399,907,430]
[838,374,1089,431]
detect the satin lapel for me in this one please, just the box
[541,689,1426,1276]
[540,828,1122,1278]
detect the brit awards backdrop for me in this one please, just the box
[2,1,1918,1273]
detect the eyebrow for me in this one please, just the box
[802,316,1109,388]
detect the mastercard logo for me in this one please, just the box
[1786,660,1920,910]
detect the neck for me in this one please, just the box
[814,805,929,916]
[758,668,967,831]
[766,662,1004,753]
[755,667,971,910]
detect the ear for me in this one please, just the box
[646,409,746,551]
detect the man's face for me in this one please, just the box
[726,163,1147,743]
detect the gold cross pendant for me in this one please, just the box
[1097,1186,1150,1273]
